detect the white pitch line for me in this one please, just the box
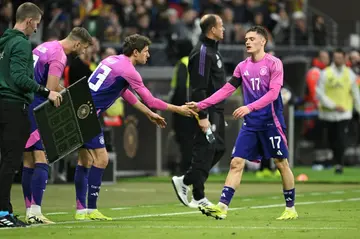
[45,212,69,215]
[34,197,360,227]
[330,191,345,194]
[111,188,157,193]
[25,225,358,230]
[310,192,324,196]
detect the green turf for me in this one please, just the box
[2,182,360,238]
[120,167,360,184]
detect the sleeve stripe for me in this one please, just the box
[267,54,282,71]
[199,44,207,76]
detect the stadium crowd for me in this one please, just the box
[1,0,324,46]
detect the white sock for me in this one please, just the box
[286,206,296,211]
[217,202,228,211]
[30,205,42,215]
[87,209,96,213]
[26,208,30,216]
[76,209,87,214]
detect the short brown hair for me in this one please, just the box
[122,34,151,57]
[246,25,269,44]
[67,27,93,45]
[15,2,43,23]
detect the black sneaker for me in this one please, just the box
[0,214,16,228]
[11,215,29,227]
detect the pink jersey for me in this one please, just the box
[32,41,67,104]
[88,54,168,113]
[234,53,285,130]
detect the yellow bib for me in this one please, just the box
[170,56,190,89]
[321,67,352,111]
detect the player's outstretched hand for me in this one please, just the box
[48,91,62,107]
[185,101,200,112]
[146,111,167,128]
[233,106,250,119]
[178,105,198,117]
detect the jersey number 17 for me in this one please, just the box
[250,77,261,91]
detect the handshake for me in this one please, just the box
[177,101,251,120]
[175,102,202,118]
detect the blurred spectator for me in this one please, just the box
[104,8,122,43]
[302,50,330,138]
[293,11,308,45]
[201,0,224,15]
[349,50,360,75]
[101,47,117,59]
[137,13,152,38]
[180,8,201,46]
[221,7,235,44]
[166,8,189,42]
[272,7,290,44]
[0,1,12,36]
[82,4,110,41]
[73,0,95,27]
[228,0,250,24]
[313,15,327,46]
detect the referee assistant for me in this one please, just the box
[172,14,226,208]
[0,2,62,228]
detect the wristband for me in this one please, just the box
[37,85,50,98]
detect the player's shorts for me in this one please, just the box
[231,126,289,161]
[25,102,43,151]
[81,131,106,149]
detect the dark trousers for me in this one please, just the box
[173,115,194,174]
[322,120,350,166]
[0,99,30,212]
[183,112,225,200]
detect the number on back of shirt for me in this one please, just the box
[88,63,112,92]
[250,77,260,91]
[269,136,281,149]
[33,54,39,68]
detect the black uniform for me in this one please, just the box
[183,35,226,200]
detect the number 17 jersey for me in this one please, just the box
[233,53,286,131]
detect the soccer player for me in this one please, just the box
[74,34,196,221]
[186,26,298,220]
[22,27,93,224]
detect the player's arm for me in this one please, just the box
[121,89,167,128]
[188,64,242,112]
[125,72,197,117]
[189,50,213,119]
[246,60,283,112]
[46,60,66,92]
[349,69,360,114]
[315,71,337,110]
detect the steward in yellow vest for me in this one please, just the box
[316,49,360,174]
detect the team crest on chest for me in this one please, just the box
[216,54,222,68]
[260,66,268,76]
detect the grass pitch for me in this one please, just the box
[2,168,360,239]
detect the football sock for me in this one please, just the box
[21,167,34,209]
[75,165,90,210]
[283,188,295,208]
[31,163,49,206]
[87,166,104,209]
[219,186,235,209]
